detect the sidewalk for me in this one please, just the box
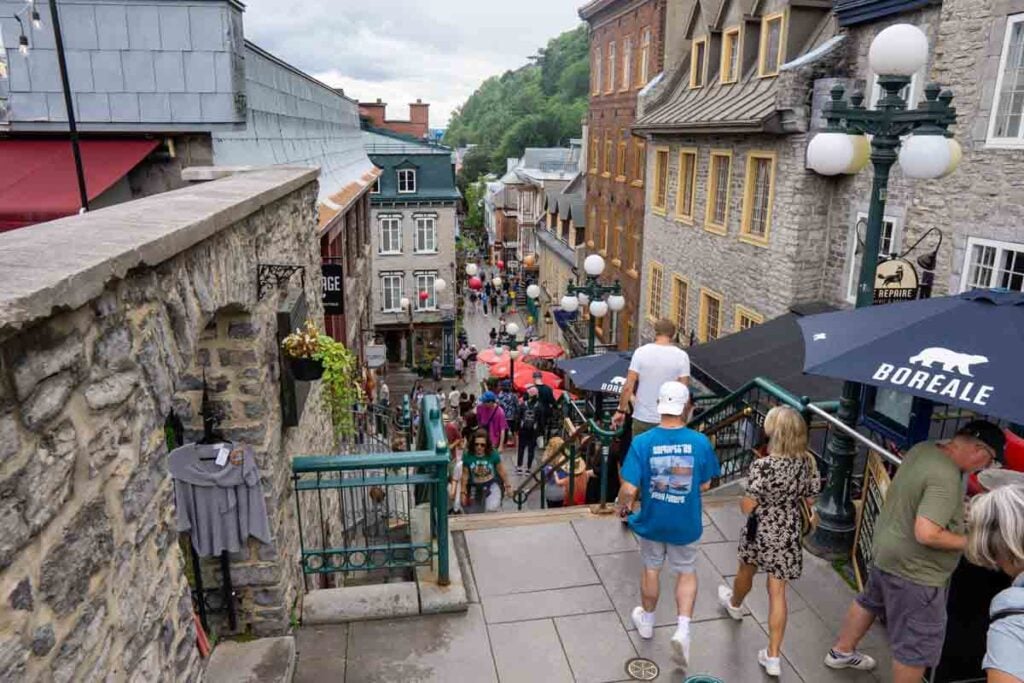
[293,501,893,682]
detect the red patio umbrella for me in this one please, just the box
[477,348,505,365]
[487,357,537,379]
[513,368,562,394]
[523,340,565,360]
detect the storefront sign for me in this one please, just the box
[365,344,387,368]
[321,263,344,315]
[853,451,893,590]
[872,257,918,305]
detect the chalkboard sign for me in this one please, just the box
[852,452,892,590]
[321,263,344,315]
[277,290,311,428]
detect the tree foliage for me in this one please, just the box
[444,25,589,177]
[464,179,485,230]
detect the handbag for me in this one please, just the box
[744,510,759,543]
[799,498,815,537]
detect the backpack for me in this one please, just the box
[521,403,538,431]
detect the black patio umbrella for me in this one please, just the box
[796,289,1024,424]
[555,351,633,395]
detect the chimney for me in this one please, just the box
[409,99,430,138]
[359,100,388,128]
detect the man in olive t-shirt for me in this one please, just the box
[826,420,1005,683]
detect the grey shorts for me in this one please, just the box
[856,566,948,668]
[637,536,698,574]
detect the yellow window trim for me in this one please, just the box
[758,11,787,78]
[698,287,724,343]
[739,151,776,247]
[704,149,733,235]
[647,260,665,322]
[734,304,764,330]
[675,147,698,224]
[606,40,616,94]
[670,274,691,329]
[611,258,623,267]
[652,145,670,214]
[720,26,741,84]
[690,37,708,89]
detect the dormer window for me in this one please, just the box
[721,27,740,84]
[397,168,416,193]
[690,37,707,89]
[371,177,380,194]
[758,12,786,77]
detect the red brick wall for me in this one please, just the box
[583,0,666,349]
[359,101,430,139]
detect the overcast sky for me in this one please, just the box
[242,0,583,129]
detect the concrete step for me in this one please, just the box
[203,636,295,683]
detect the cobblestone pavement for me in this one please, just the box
[293,508,894,682]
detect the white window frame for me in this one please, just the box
[380,273,404,312]
[414,215,438,254]
[397,168,416,194]
[960,237,1024,292]
[987,14,1024,147]
[378,215,402,255]
[845,211,902,304]
[370,177,380,194]
[414,271,438,310]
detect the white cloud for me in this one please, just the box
[240,0,582,128]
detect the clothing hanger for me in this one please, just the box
[197,372,231,455]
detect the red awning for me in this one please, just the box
[0,138,160,231]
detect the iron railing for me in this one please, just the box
[291,396,449,589]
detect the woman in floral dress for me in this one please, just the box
[717,406,821,677]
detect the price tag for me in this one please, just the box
[215,445,230,467]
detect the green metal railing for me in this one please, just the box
[291,395,450,588]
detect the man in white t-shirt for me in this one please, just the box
[611,318,691,436]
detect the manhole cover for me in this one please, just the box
[684,677,724,683]
[625,657,659,681]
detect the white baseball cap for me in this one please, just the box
[657,381,691,416]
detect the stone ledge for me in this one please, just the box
[416,532,468,615]
[203,636,295,683]
[301,582,420,625]
[0,165,319,338]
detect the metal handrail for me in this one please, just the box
[804,403,902,467]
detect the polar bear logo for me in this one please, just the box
[609,376,626,386]
[908,347,989,377]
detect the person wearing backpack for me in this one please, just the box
[516,388,541,475]
[496,381,519,448]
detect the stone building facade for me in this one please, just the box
[0,167,333,681]
[580,0,667,350]
[635,0,1024,356]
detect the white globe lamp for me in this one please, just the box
[433,278,447,293]
[869,24,928,77]
[526,284,541,299]
[560,295,579,313]
[506,322,520,337]
[845,135,871,174]
[583,254,606,276]
[589,300,609,318]
[465,263,478,277]
[494,345,505,356]
[807,132,856,176]
[941,138,962,177]
[399,297,410,310]
[607,294,626,312]
[510,348,520,359]
[898,134,952,179]
[492,276,503,288]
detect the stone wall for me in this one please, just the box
[0,167,333,681]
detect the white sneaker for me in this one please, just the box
[670,630,690,668]
[717,585,744,620]
[758,649,781,677]
[630,606,654,639]
[824,648,877,671]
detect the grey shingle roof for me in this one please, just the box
[634,77,782,134]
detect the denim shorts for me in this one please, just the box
[856,566,948,667]
[637,537,698,574]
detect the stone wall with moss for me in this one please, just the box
[0,167,334,681]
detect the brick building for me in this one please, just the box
[579,0,666,350]
[358,99,430,139]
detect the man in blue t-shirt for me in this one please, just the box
[619,381,720,669]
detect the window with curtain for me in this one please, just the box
[676,150,697,222]
[653,148,669,211]
[741,153,775,242]
[721,28,740,83]
[378,215,402,254]
[988,14,1024,145]
[414,215,437,253]
[706,152,732,231]
[380,273,403,311]
[759,13,785,77]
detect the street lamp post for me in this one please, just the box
[496,322,525,388]
[400,297,413,368]
[804,24,959,557]
[560,255,627,355]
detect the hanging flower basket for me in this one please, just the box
[288,356,324,381]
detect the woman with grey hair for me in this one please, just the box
[966,484,1024,683]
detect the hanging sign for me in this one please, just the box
[872,257,918,305]
[321,263,344,314]
[365,344,387,368]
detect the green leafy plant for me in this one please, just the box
[314,334,363,440]
[281,320,321,359]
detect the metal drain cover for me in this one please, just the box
[625,657,659,681]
